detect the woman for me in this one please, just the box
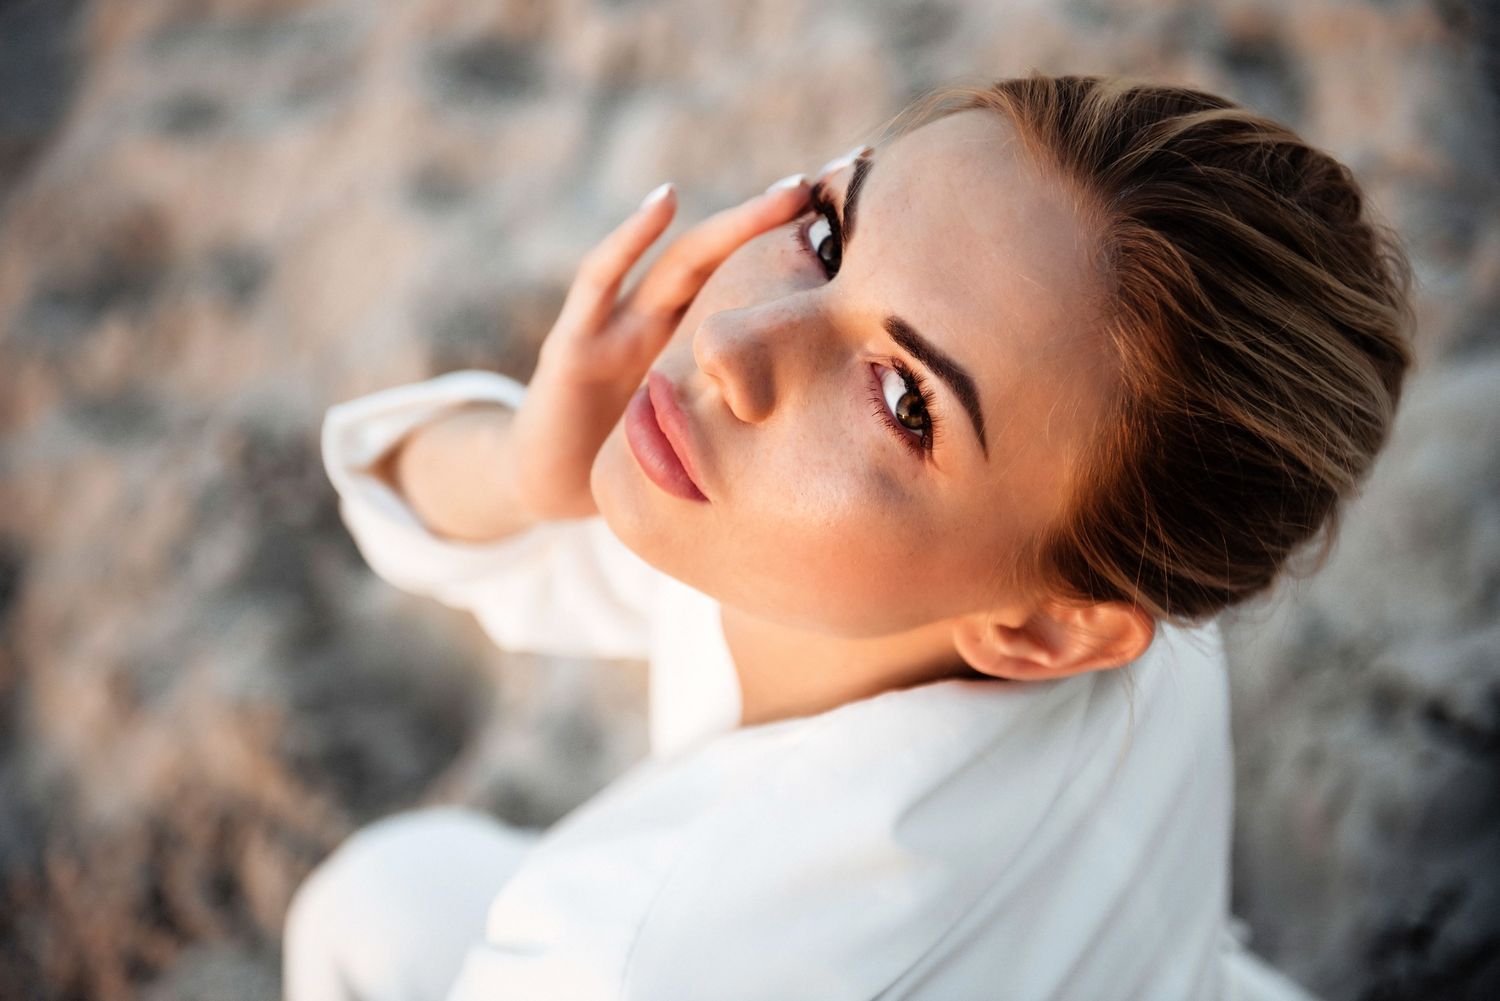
[284,73,1415,1000]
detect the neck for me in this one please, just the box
[719,604,983,728]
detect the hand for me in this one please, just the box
[509,174,814,520]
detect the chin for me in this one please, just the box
[591,430,687,571]
[591,429,646,529]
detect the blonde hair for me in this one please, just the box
[877,72,1418,626]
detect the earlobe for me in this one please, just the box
[951,601,1156,682]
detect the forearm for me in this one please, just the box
[374,403,543,544]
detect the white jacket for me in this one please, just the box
[321,369,1264,1001]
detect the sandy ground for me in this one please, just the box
[1,0,1496,998]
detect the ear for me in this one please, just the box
[950,599,1156,682]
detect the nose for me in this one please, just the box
[691,299,828,425]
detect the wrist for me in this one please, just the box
[397,403,541,543]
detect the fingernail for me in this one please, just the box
[639,181,674,210]
[763,172,808,195]
[817,143,872,178]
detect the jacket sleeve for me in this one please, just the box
[320,368,665,662]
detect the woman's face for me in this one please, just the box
[592,109,1115,637]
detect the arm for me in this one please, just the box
[374,401,541,545]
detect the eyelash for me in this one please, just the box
[868,359,943,458]
[790,185,943,459]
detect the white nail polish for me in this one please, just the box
[763,172,808,195]
[817,143,872,178]
[639,182,674,210]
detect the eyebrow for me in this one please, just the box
[885,316,989,460]
[843,151,873,243]
[834,152,990,461]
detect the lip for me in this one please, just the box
[624,371,710,503]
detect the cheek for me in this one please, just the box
[711,456,959,633]
[594,395,967,635]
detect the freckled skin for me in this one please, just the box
[590,110,1113,650]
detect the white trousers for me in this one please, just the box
[282,806,542,1001]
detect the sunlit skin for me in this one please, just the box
[590,109,1156,726]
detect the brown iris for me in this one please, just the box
[894,390,927,431]
[813,223,840,273]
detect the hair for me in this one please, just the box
[874,72,1419,627]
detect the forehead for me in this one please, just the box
[864,110,1104,377]
[854,109,1113,475]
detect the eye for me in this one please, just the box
[807,213,840,275]
[880,366,923,430]
[790,189,843,278]
[867,360,941,458]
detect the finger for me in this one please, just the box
[814,143,873,185]
[555,182,678,334]
[622,175,812,320]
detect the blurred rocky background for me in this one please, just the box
[0,0,1495,998]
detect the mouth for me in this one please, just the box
[624,370,710,503]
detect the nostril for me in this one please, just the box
[703,371,751,426]
[696,361,758,427]
[691,305,796,426]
